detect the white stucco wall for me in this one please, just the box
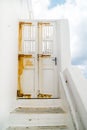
[0,0,34,115]
[56,20,71,72]
[0,1,19,126]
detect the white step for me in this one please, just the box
[6,107,68,128]
[14,99,63,108]
[7,126,68,130]
[5,99,75,130]
[7,115,75,130]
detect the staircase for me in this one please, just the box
[6,99,75,130]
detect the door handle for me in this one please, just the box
[52,57,57,65]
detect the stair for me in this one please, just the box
[8,126,68,130]
[6,99,75,130]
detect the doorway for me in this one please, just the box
[17,21,58,99]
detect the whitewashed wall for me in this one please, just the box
[0,0,20,127]
[56,20,71,72]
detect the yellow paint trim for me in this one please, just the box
[38,22,50,26]
[18,54,33,97]
[37,93,52,98]
[18,23,22,52]
[18,22,32,52]
[18,22,33,98]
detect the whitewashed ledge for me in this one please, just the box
[63,66,87,130]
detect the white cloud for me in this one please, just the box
[32,0,50,18]
[77,64,87,78]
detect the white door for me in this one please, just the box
[37,22,58,98]
[18,21,58,98]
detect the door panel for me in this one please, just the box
[22,69,35,95]
[38,22,57,98]
[43,70,54,94]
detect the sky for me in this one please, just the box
[31,0,87,78]
[48,0,66,8]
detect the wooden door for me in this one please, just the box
[17,21,58,99]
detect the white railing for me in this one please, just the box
[60,72,80,130]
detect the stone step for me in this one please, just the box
[7,126,68,130]
[7,107,67,128]
[13,99,63,109]
[12,107,65,114]
[5,100,75,130]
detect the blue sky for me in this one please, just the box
[48,0,65,9]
